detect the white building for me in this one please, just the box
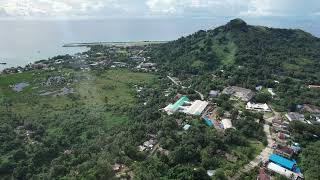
[246,102,271,112]
[268,88,276,97]
[267,162,303,180]
[186,100,209,116]
[221,119,233,129]
[285,112,305,122]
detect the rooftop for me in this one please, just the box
[269,154,296,170]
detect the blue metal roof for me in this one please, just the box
[269,154,296,170]
[203,117,213,127]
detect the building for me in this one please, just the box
[291,143,301,154]
[256,85,263,91]
[203,117,214,127]
[221,119,233,129]
[209,90,220,98]
[275,146,294,159]
[183,124,191,131]
[267,162,303,180]
[163,96,208,116]
[246,102,271,112]
[130,56,145,62]
[269,154,299,171]
[302,104,320,114]
[285,112,305,122]
[222,86,255,101]
[267,88,276,97]
[308,85,320,89]
[257,168,270,180]
[164,96,190,115]
[185,100,209,116]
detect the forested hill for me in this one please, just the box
[150,18,320,83]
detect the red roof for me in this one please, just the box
[258,168,270,180]
[278,146,294,155]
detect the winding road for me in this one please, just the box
[230,111,275,179]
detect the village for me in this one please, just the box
[2,44,320,180]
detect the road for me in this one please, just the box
[230,116,274,179]
[167,76,180,86]
[167,76,204,100]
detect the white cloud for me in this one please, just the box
[0,0,319,19]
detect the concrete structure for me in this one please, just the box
[285,112,305,122]
[183,124,191,130]
[185,100,209,115]
[209,90,219,97]
[267,162,303,180]
[275,146,294,159]
[269,154,298,171]
[256,85,263,91]
[222,86,255,101]
[221,119,233,129]
[164,96,190,115]
[267,88,276,97]
[164,96,208,116]
[246,102,271,112]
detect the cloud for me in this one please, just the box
[0,0,319,19]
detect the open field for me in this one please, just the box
[0,69,156,129]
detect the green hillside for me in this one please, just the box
[150,18,320,83]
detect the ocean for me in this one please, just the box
[0,18,319,71]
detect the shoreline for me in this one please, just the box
[63,40,168,47]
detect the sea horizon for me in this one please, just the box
[1,18,319,71]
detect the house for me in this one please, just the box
[275,146,294,159]
[257,168,270,180]
[302,104,320,114]
[143,139,157,148]
[207,170,216,177]
[285,112,305,122]
[246,102,271,112]
[267,162,303,180]
[209,90,220,98]
[129,56,145,62]
[267,88,276,97]
[256,85,263,91]
[222,86,255,101]
[291,143,301,154]
[183,124,191,131]
[308,85,320,89]
[221,119,233,129]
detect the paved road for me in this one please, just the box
[230,118,274,179]
[167,76,180,86]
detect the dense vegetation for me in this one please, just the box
[149,18,320,110]
[1,19,320,179]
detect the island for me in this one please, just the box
[0,19,319,180]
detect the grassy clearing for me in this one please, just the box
[0,69,156,129]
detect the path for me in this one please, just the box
[230,116,274,179]
[167,76,204,100]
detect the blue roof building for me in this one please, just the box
[203,117,213,127]
[269,154,296,170]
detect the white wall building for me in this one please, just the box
[246,102,271,112]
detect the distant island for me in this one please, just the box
[0,62,7,65]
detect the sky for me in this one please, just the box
[0,0,319,20]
